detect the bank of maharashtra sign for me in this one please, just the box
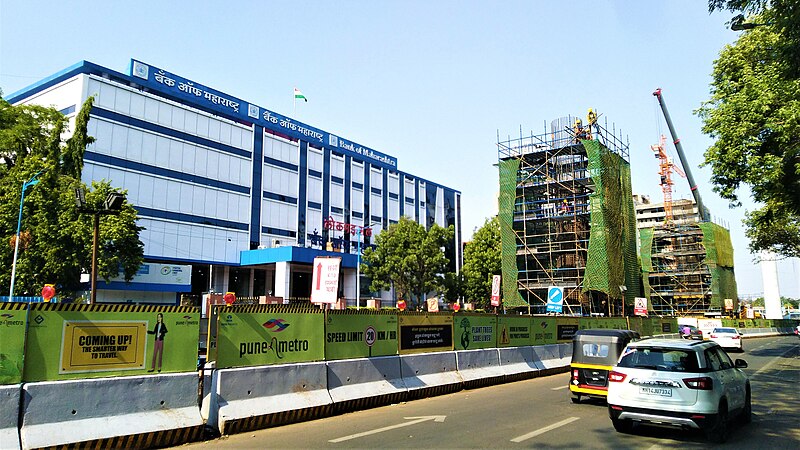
[60,321,147,373]
[311,257,341,304]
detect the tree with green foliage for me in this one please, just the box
[440,271,464,304]
[361,216,453,309]
[0,95,144,299]
[699,0,800,258]
[461,217,501,309]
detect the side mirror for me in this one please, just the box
[734,359,748,369]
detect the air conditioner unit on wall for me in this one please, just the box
[257,244,268,250]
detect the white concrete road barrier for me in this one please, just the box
[1,384,21,450]
[533,344,571,373]
[455,348,504,388]
[20,373,204,449]
[399,351,463,399]
[499,346,541,381]
[326,356,406,411]
[209,362,333,435]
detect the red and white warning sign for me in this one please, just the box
[490,275,501,307]
[311,257,341,304]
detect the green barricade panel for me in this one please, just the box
[23,303,199,382]
[640,318,656,337]
[627,317,643,335]
[556,317,580,343]
[0,303,28,384]
[216,305,324,368]
[325,310,398,359]
[398,313,454,354]
[658,318,678,334]
[497,315,533,347]
[532,317,557,345]
[454,313,497,350]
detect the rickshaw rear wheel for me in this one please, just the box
[571,394,581,404]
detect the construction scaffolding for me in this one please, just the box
[497,115,640,315]
[640,222,738,315]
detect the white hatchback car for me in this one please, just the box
[709,327,743,351]
[607,339,750,443]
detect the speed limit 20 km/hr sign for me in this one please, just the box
[365,326,376,347]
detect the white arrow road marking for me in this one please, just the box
[328,415,447,443]
[510,416,580,443]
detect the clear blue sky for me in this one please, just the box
[2,0,797,298]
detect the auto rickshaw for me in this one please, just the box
[569,329,640,403]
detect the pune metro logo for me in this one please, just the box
[263,319,290,332]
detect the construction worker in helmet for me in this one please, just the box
[574,118,588,142]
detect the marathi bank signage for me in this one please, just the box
[130,59,397,169]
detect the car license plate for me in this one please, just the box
[639,387,672,397]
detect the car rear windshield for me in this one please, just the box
[713,328,737,333]
[617,347,700,372]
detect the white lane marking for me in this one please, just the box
[329,415,446,443]
[752,345,798,378]
[510,417,580,443]
[551,385,569,390]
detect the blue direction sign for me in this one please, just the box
[546,286,564,313]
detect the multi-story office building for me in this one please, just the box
[7,59,462,305]
[633,195,700,229]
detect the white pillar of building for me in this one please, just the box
[248,269,254,297]
[344,268,357,307]
[760,251,783,319]
[210,265,228,293]
[274,262,291,300]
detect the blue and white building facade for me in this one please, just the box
[7,59,462,304]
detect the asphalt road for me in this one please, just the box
[179,335,799,449]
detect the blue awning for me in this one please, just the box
[240,246,359,268]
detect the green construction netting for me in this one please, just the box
[498,158,527,307]
[639,228,654,272]
[699,222,738,308]
[698,222,735,268]
[581,140,641,304]
[638,227,654,301]
[640,221,738,310]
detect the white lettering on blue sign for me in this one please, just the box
[128,59,397,169]
[546,286,564,313]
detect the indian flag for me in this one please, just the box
[294,88,307,102]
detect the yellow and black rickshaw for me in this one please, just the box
[569,329,639,403]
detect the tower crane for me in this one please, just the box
[651,135,686,225]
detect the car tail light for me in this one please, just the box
[710,334,717,338]
[732,335,740,339]
[608,370,627,383]
[683,377,713,390]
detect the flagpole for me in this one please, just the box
[293,88,296,117]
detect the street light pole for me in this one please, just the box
[355,222,379,310]
[76,189,126,304]
[91,214,100,304]
[356,226,362,311]
[730,13,769,30]
[9,170,43,301]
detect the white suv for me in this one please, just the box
[607,339,750,443]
